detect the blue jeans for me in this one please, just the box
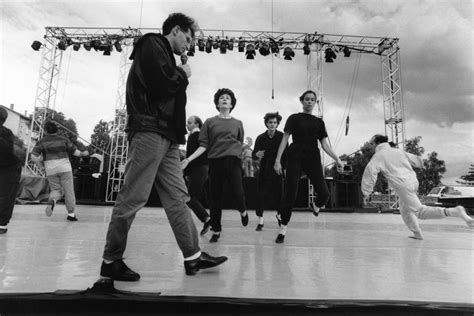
[103,132,200,261]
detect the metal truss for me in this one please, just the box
[24,38,63,176]
[105,42,133,203]
[29,26,402,206]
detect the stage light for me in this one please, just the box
[212,40,219,50]
[343,46,351,57]
[114,41,122,53]
[198,38,205,51]
[91,40,101,51]
[72,43,80,51]
[83,42,92,51]
[103,46,112,56]
[187,42,195,56]
[205,39,212,53]
[283,47,295,60]
[303,42,310,55]
[238,38,245,52]
[219,40,228,54]
[270,41,279,54]
[258,42,270,56]
[245,43,256,59]
[57,39,67,50]
[31,40,42,51]
[325,47,337,62]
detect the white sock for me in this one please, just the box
[103,259,113,264]
[68,213,76,217]
[0,225,7,229]
[241,210,248,217]
[279,225,287,235]
[259,217,264,225]
[184,251,201,261]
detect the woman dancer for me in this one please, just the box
[182,88,249,242]
[274,90,342,243]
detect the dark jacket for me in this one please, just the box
[0,125,22,170]
[126,33,189,144]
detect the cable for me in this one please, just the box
[138,0,144,28]
[333,53,361,149]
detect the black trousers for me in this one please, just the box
[208,156,246,232]
[185,164,210,223]
[280,150,329,226]
[255,174,283,217]
[0,167,21,226]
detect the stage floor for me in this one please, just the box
[1,204,473,306]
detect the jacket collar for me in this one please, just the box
[375,142,391,152]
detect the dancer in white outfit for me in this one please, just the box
[361,134,473,240]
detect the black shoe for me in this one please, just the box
[256,224,264,231]
[209,233,220,243]
[184,252,228,276]
[0,228,7,234]
[275,214,282,227]
[90,278,118,293]
[275,233,285,243]
[311,202,320,217]
[100,259,140,281]
[241,212,249,227]
[67,215,78,222]
[200,220,211,236]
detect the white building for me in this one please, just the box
[1,104,33,148]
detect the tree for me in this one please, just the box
[458,164,474,185]
[89,120,111,155]
[417,152,446,194]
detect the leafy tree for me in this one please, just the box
[417,152,446,194]
[458,164,474,185]
[89,120,111,155]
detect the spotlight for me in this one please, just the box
[31,40,42,51]
[283,47,295,60]
[258,42,270,56]
[187,42,195,56]
[269,40,279,54]
[245,43,256,59]
[324,47,337,62]
[114,41,122,52]
[72,43,80,51]
[212,40,219,50]
[343,46,351,57]
[228,38,234,51]
[91,40,101,51]
[197,38,205,51]
[57,39,67,50]
[238,38,245,52]
[83,42,92,51]
[219,40,228,54]
[103,47,112,56]
[303,42,310,55]
[205,39,212,53]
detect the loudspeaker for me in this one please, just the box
[330,181,362,208]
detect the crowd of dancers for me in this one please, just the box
[1,12,472,285]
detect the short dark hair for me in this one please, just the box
[0,107,7,125]
[44,121,58,134]
[372,134,388,145]
[299,90,317,102]
[192,115,203,128]
[213,88,237,112]
[263,112,282,126]
[162,13,197,39]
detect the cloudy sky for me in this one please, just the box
[0,0,472,181]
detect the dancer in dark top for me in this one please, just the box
[184,115,211,236]
[274,90,342,243]
[253,112,286,231]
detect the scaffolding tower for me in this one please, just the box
[29,27,403,207]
